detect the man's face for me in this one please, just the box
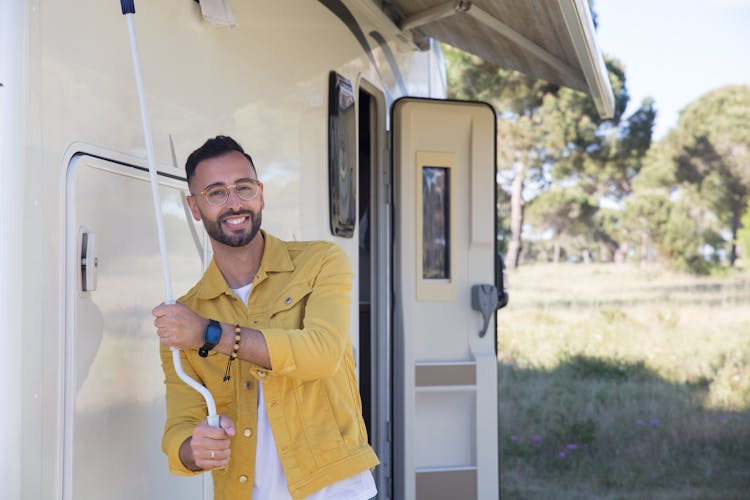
[187,151,264,248]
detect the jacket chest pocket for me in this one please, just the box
[267,282,312,328]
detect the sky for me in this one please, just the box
[594,0,750,139]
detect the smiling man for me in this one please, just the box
[153,136,378,499]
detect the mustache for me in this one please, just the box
[219,209,254,222]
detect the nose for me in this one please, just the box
[226,186,243,209]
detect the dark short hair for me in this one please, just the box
[185,135,256,183]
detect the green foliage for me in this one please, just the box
[666,85,750,265]
[661,198,711,274]
[499,263,750,498]
[526,187,597,262]
[563,354,654,381]
[598,307,626,324]
[708,350,750,410]
[526,187,597,234]
[623,87,750,272]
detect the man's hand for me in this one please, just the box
[152,302,206,350]
[181,415,236,471]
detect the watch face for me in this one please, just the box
[205,320,222,344]
[199,320,222,357]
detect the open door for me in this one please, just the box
[392,98,498,500]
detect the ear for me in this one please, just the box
[186,195,202,221]
[259,184,265,210]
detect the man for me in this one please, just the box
[153,136,378,499]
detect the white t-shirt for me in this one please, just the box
[232,285,376,500]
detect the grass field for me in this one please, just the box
[498,263,750,499]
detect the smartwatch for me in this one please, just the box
[199,319,222,357]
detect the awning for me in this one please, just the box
[388,0,615,118]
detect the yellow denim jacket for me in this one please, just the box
[160,231,379,500]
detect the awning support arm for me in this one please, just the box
[399,0,471,32]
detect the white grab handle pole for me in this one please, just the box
[121,1,219,428]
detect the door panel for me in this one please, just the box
[392,98,498,500]
[65,155,207,499]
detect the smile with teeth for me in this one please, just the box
[221,211,251,227]
[223,215,249,226]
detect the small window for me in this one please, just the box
[422,166,450,279]
[328,72,356,237]
[416,152,456,301]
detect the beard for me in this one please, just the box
[202,208,262,248]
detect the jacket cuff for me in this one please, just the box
[258,327,297,376]
[163,425,203,476]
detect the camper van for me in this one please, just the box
[0,1,613,499]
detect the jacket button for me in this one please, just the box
[243,428,253,437]
[284,297,292,304]
[239,475,248,484]
[244,380,253,390]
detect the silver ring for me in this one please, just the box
[210,450,215,459]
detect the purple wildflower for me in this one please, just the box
[566,443,578,450]
[559,451,566,458]
[531,435,542,444]
[511,435,519,442]
[650,418,660,427]
[635,418,645,426]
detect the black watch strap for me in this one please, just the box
[199,319,222,357]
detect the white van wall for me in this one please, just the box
[7,1,444,499]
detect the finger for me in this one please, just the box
[195,424,233,441]
[195,446,231,470]
[205,448,230,461]
[218,415,236,436]
[152,303,168,318]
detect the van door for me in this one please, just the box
[65,155,208,499]
[391,98,498,500]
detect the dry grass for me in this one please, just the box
[498,263,750,499]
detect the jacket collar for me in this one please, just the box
[195,230,293,300]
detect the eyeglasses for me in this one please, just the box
[193,179,263,206]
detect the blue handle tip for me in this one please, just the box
[121,0,135,15]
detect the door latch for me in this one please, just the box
[471,283,498,337]
[81,230,98,292]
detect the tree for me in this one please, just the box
[620,142,675,263]
[525,186,596,263]
[668,85,750,266]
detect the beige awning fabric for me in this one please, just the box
[388,0,614,118]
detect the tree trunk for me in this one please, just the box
[506,163,526,268]
[582,248,592,264]
[553,231,561,263]
[640,231,649,264]
[614,242,628,264]
[730,206,740,266]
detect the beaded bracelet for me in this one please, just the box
[223,324,241,382]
